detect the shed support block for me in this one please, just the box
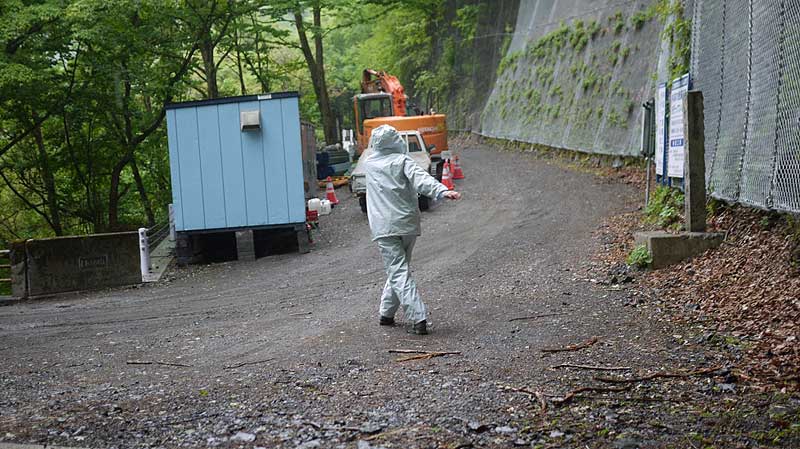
[235,230,256,262]
[296,228,310,254]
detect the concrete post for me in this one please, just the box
[235,229,256,261]
[138,228,151,281]
[683,90,707,232]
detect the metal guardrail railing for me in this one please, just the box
[0,249,11,292]
[146,222,170,252]
[138,204,176,283]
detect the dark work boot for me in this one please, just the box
[411,320,428,335]
[379,316,395,326]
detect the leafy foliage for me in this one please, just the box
[645,185,685,229]
[656,0,692,81]
[0,0,379,241]
[627,244,653,268]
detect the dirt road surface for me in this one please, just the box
[1,142,796,448]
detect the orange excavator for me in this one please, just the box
[353,69,448,176]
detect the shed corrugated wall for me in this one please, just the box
[167,94,306,232]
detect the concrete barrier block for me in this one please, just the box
[634,231,725,269]
[24,232,140,297]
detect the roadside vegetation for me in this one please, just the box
[643,185,684,229]
[1,0,505,243]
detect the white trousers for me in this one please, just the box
[376,235,427,324]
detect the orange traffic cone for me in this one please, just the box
[441,160,455,190]
[325,176,339,205]
[452,154,465,180]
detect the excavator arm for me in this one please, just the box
[361,69,407,117]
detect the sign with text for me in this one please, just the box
[668,74,691,178]
[655,83,667,177]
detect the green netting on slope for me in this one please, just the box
[479,0,664,156]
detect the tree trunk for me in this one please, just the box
[107,155,130,231]
[31,114,63,236]
[316,69,337,144]
[294,6,338,144]
[234,28,247,95]
[131,158,155,227]
[200,37,219,99]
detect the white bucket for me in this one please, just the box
[307,198,322,213]
[319,199,332,215]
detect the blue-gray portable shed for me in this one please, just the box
[165,92,307,233]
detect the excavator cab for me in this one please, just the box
[354,93,394,137]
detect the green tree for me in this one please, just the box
[1,0,78,235]
[67,0,199,230]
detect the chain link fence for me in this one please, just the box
[691,0,800,213]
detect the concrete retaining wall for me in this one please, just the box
[11,232,141,298]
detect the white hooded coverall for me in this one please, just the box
[364,125,449,324]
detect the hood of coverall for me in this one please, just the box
[370,125,407,155]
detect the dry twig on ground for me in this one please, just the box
[508,312,567,322]
[551,363,631,371]
[126,360,192,368]
[364,426,420,441]
[549,385,631,405]
[541,336,599,353]
[222,358,275,370]
[594,365,723,384]
[391,349,461,362]
[499,385,548,414]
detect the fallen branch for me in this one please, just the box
[500,385,538,395]
[509,312,567,322]
[498,385,547,414]
[392,350,461,362]
[364,426,420,441]
[551,363,631,371]
[395,352,461,362]
[594,366,723,384]
[303,421,361,432]
[550,385,631,405]
[126,360,192,368]
[223,358,275,370]
[534,391,547,415]
[389,349,436,354]
[541,337,599,353]
[162,412,222,426]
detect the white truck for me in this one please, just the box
[350,130,439,213]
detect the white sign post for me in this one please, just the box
[138,227,151,283]
[668,74,691,178]
[655,83,667,178]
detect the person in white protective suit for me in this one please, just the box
[364,125,461,335]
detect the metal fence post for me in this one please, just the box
[641,99,656,206]
[138,227,150,282]
[768,0,787,209]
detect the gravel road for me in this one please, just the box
[1,142,796,448]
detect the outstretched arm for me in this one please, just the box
[403,156,461,200]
